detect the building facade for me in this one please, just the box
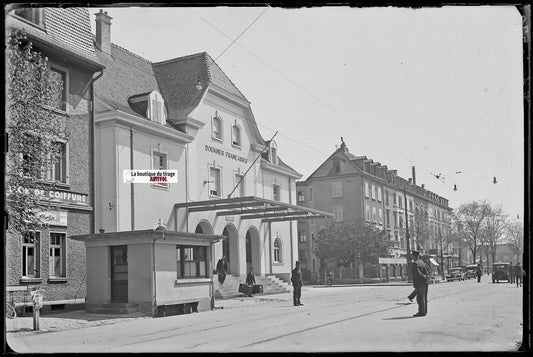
[5,7,104,312]
[82,10,331,313]
[296,140,454,282]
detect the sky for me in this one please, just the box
[89,5,525,220]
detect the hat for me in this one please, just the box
[295,261,300,265]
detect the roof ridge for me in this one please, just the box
[152,51,206,66]
[204,52,247,100]
[111,42,152,63]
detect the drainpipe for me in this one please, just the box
[130,127,135,230]
[90,70,103,233]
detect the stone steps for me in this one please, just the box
[215,274,291,299]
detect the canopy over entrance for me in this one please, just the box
[174,196,333,222]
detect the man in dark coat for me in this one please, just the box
[509,262,515,284]
[411,250,429,317]
[216,255,228,285]
[246,267,256,286]
[291,261,303,306]
[514,262,524,287]
[476,263,482,283]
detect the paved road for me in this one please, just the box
[7,275,524,352]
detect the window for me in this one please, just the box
[297,191,305,202]
[379,208,383,224]
[234,173,245,197]
[232,123,242,147]
[309,187,313,201]
[371,184,376,200]
[149,93,166,125]
[212,114,223,141]
[393,193,397,206]
[22,231,40,278]
[331,182,342,198]
[152,151,168,189]
[209,166,221,197]
[273,184,280,201]
[366,205,371,221]
[14,8,44,27]
[270,141,278,164]
[49,233,66,278]
[372,207,377,223]
[333,160,341,173]
[386,210,390,227]
[273,238,282,263]
[409,200,413,212]
[393,212,397,227]
[48,141,68,184]
[399,215,404,229]
[299,233,307,242]
[333,205,344,222]
[377,187,382,202]
[177,245,207,278]
[385,191,389,205]
[399,197,403,209]
[50,66,67,112]
[365,182,369,198]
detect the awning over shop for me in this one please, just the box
[429,258,439,266]
[174,196,334,222]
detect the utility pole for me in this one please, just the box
[403,182,412,282]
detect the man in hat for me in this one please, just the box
[411,250,429,317]
[291,261,303,306]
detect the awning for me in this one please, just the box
[174,196,334,222]
[429,258,439,266]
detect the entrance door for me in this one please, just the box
[111,245,128,303]
[245,233,252,271]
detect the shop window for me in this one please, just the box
[50,66,67,112]
[273,184,280,201]
[232,123,242,147]
[14,8,44,27]
[22,231,40,278]
[212,114,223,141]
[273,238,282,263]
[48,141,68,184]
[49,233,66,277]
[176,245,207,278]
[209,166,221,197]
[152,151,168,189]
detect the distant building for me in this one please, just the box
[5,7,104,313]
[296,139,454,282]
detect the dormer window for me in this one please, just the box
[212,113,223,141]
[232,122,242,147]
[14,8,44,28]
[128,90,166,125]
[269,141,278,165]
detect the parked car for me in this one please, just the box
[464,265,478,279]
[492,262,511,283]
[446,267,465,282]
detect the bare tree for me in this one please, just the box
[453,200,491,265]
[481,205,508,268]
[506,221,524,263]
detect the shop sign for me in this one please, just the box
[38,210,68,226]
[205,145,248,164]
[15,187,88,207]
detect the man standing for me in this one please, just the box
[291,261,303,306]
[411,250,429,317]
[476,263,482,283]
[216,255,228,285]
[514,262,524,287]
[509,262,515,284]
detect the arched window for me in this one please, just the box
[232,123,241,147]
[273,238,282,263]
[212,113,223,141]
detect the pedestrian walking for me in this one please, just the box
[514,262,524,287]
[411,250,428,317]
[509,262,515,284]
[291,261,303,306]
[407,288,417,302]
[216,255,228,285]
[476,264,482,283]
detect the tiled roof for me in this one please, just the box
[153,52,248,122]
[95,44,159,115]
[6,7,102,68]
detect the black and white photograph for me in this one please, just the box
[4,4,529,353]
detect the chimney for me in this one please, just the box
[411,166,416,185]
[421,184,425,189]
[95,9,112,55]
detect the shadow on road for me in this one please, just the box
[382,316,416,320]
[395,302,412,305]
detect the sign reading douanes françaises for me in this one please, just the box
[205,145,248,164]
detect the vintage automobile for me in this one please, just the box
[492,262,511,283]
[464,264,478,279]
[446,267,465,282]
